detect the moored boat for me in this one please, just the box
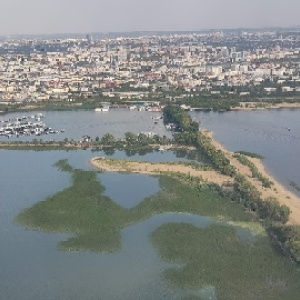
[95,107,109,112]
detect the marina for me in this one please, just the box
[0,109,172,142]
[0,113,64,138]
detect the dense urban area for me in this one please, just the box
[1,29,300,112]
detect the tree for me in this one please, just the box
[279,205,291,224]
[138,133,150,146]
[152,134,161,144]
[101,133,115,145]
[124,132,138,145]
[260,196,290,224]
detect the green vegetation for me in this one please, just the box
[16,160,256,252]
[177,95,239,111]
[16,160,126,252]
[162,103,300,265]
[163,104,200,132]
[15,159,300,298]
[163,105,290,223]
[163,104,235,176]
[129,175,255,223]
[233,153,273,188]
[151,222,300,300]
[234,150,264,159]
[229,174,290,224]
[269,224,300,263]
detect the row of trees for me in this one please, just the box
[163,104,236,176]
[163,104,200,132]
[162,104,295,257]
[269,224,300,263]
[234,153,273,188]
[94,132,170,147]
[230,174,290,224]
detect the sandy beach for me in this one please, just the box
[202,129,300,225]
[90,130,300,226]
[90,157,233,186]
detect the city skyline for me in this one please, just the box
[1,0,300,36]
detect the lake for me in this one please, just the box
[2,108,300,299]
[0,149,269,300]
[191,108,300,196]
[0,149,222,299]
[0,108,171,142]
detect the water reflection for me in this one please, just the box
[99,172,161,209]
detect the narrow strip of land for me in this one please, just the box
[90,130,300,226]
[203,130,300,225]
[90,157,232,186]
[231,102,300,110]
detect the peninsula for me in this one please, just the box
[90,129,300,226]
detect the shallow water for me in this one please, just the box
[99,172,161,209]
[0,150,263,300]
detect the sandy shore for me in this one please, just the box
[90,131,300,225]
[90,157,233,186]
[202,129,300,225]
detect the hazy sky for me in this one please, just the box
[1,0,299,35]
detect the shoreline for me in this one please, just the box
[89,157,233,186]
[231,101,300,111]
[1,101,300,116]
[202,129,300,225]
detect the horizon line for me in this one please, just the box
[1,26,300,38]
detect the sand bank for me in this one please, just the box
[90,130,300,225]
[202,129,300,225]
[90,157,232,186]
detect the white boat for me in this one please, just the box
[95,107,109,112]
[151,115,162,121]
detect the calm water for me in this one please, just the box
[0,150,224,300]
[191,109,300,196]
[0,149,261,300]
[2,108,300,299]
[0,109,171,142]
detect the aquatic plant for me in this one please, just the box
[16,160,254,252]
[151,222,300,300]
[15,159,300,299]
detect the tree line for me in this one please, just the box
[162,104,300,264]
